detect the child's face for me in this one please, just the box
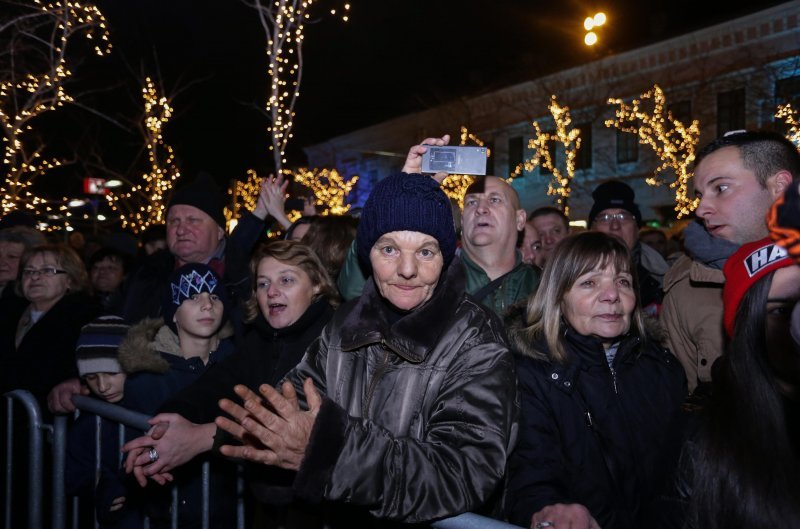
[174,292,224,338]
[84,372,126,403]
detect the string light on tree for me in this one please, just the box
[605,84,700,218]
[283,167,358,216]
[105,77,180,233]
[512,95,581,216]
[224,168,262,232]
[252,0,350,174]
[1,0,111,218]
[776,103,800,147]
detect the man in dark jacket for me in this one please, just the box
[48,171,274,414]
[122,171,265,332]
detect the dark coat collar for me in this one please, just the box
[252,297,333,340]
[338,257,466,363]
[533,326,642,394]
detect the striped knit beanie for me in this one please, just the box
[75,315,130,377]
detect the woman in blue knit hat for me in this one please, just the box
[201,171,519,524]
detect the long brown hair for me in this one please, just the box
[520,232,646,364]
[243,240,339,323]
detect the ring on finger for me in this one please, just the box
[148,448,159,464]
[535,522,555,529]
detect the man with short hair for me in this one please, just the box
[337,135,540,316]
[662,130,798,393]
[588,180,668,315]
[458,175,540,315]
[528,207,570,266]
[123,171,275,328]
[520,220,543,268]
[49,171,278,414]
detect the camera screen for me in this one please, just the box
[429,147,456,170]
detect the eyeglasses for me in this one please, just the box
[594,212,636,224]
[22,267,67,278]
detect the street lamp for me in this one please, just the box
[583,12,607,47]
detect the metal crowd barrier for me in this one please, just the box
[3,390,520,529]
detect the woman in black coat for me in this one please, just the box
[121,240,338,485]
[506,232,686,529]
[0,244,96,411]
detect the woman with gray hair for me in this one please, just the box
[506,232,685,529]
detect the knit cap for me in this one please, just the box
[722,237,794,337]
[356,173,456,269]
[162,263,228,332]
[167,171,226,229]
[588,180,642,227]
[75,315,130,377]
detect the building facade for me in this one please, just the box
[304,1,800,222]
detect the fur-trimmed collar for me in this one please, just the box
[118,317,234,375]
[337,258,467,363]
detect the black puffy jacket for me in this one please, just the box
[285,260,519,524]
[506,326,686,529]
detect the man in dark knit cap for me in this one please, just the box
[122,171,267,330]
[588,179,669,316]
[49,171,273,414]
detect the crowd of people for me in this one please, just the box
[0,129,798,529]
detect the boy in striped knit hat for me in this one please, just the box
[75,315,130,404]
[67,315,137,527]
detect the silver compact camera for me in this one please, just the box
[421,145,487,175]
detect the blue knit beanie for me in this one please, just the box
[162,263,229,333]
[356,173,456,270]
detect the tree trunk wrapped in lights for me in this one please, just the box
[605,84,700,218]
[0,0,111,220]
[249,0,350,174]
[512,95,580,217]
[105,77,180,233]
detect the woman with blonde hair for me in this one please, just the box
[506,232,685,529]
[121,240,338,499]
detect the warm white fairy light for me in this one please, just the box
[105,77,180,233]
[1,0,111,221]
[605,84,700,218]
[285,167,358,215]
[252,0,350,174]
[225,168,262,232]
[512,95,581,217]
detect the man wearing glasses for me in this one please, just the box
[588,180,669,316]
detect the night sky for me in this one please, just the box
[22,0,794,192]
